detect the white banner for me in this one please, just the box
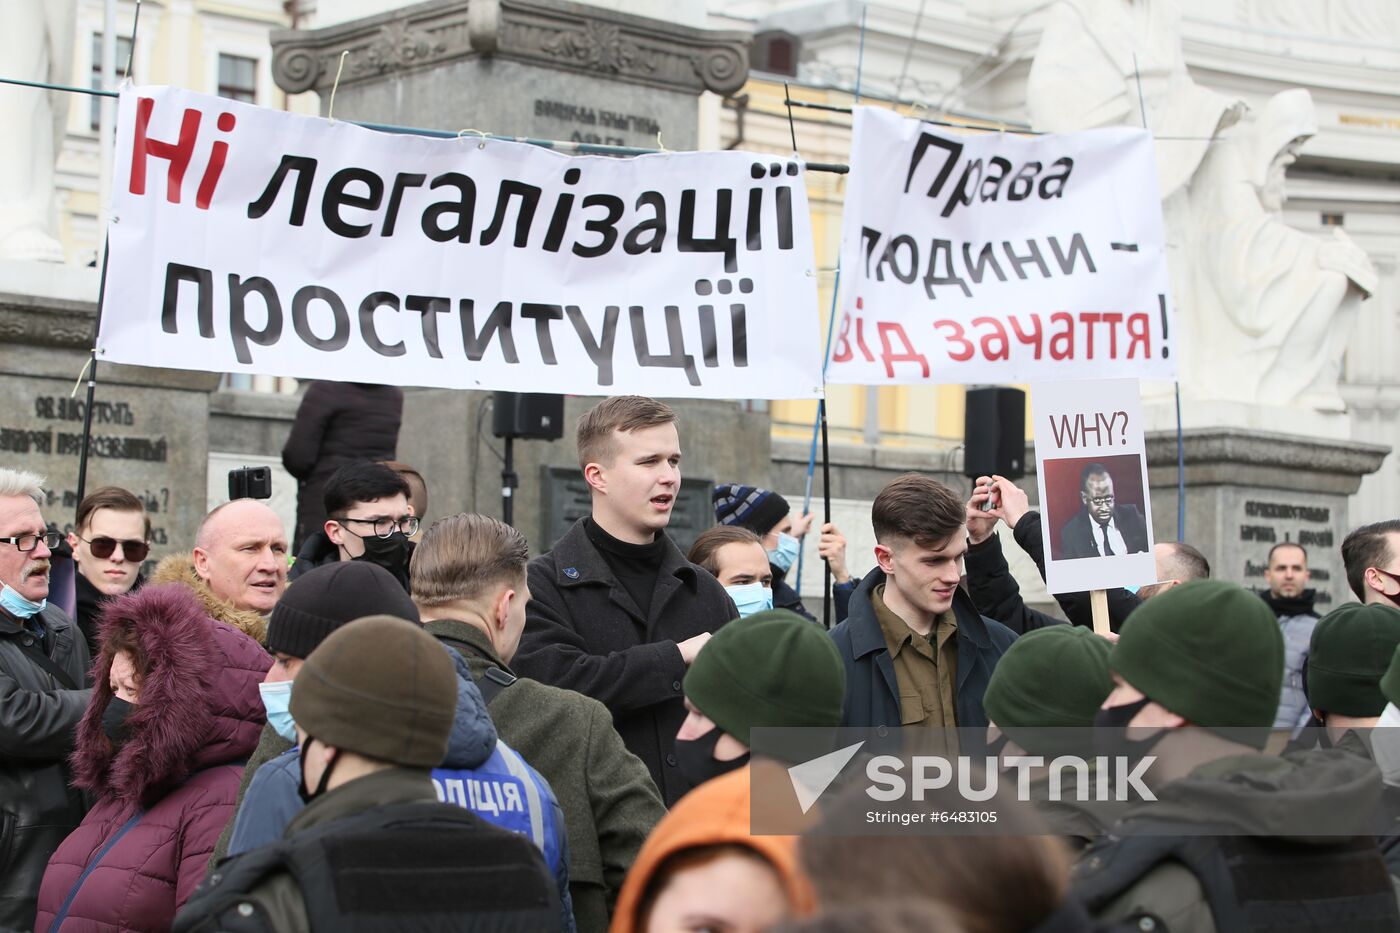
[100,86,824,399]
[1032,379,1156,595]
[828,107,1176,385]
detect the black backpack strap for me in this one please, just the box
[13,633,79,690]
[474,665,517,704]
[429,630,517,704]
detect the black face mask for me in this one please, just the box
[675,727,750,786]
[352,533,411,587]
[1093,696,1167,760]
[298,737,340,804]
[102,696,136,750]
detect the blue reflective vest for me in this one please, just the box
[432,740,573,930]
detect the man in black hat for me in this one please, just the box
[206,559,425,869]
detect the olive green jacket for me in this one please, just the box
[1079,749,1399,932]
[425,618,665,933]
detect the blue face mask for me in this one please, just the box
[258,680,298,743]
[725,582,773,618]
[767,532,800,574]
[0,584,46,619]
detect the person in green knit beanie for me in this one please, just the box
[676,608,847,786]
[983,624,1115,850]
[1076,580,1400,932]
[984,624,1113,756]
[1099,578,1284,754]
[1307,601,1400,744]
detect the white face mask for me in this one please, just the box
[1371,703,1400,788]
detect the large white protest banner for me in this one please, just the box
[1032,378,1156,595]
[100,86,823,399]
[828,107,1175,385]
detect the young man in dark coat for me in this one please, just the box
[0,469,90,930]
[513,396,738,806]
[829,472,1016,729]
[287,461,418,592]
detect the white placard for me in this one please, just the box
[100,86,824,400]
[829,106,1176,385]
[1032,378,1156,594]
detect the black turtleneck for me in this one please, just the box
[1260,588,1317,619]
[585,517,665,619]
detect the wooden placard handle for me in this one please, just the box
[1090,589,1110,637]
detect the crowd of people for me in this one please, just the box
[5,392,1400,931]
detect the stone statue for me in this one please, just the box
[0,0,78,263]
[1026,0,1244,198]
[1184,90,1376,411]
[1027,0,1375,413]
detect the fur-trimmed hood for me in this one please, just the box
[72,584,271,805]
[150,554,269,644]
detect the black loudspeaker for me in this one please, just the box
[963,387,1026,480]
[492,392,565,440]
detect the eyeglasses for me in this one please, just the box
[75,534,150,562]
[337,515,420,539]
[1086,496,1115,507]
[0,531,62,552]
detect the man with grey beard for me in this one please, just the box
[0,468,91,929]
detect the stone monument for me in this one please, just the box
[0,261,221,559]
[1026,0,1387,601]
[270,0,750,149]
[267,0,768,551]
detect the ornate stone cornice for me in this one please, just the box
[271,0,750,99]
[0,292,95,349]
[1144,428,1390,477]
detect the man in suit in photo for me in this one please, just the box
[1059,463,1149,559]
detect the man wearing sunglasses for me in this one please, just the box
[0,468,90,930]
[66,486,150,656]
[289,461,418,593]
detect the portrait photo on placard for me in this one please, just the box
[1043,454,1149,562]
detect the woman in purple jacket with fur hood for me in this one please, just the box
[35,584,270,932]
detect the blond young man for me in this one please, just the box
[512,396,737,805]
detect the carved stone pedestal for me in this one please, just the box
[270,0,751,148]
[0,260,220,554]
[1145,428,1389,609]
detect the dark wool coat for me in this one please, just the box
[0,604,90,930]
[280,380,403,550]
[35,585,269,933]
[513,519,738,806]
[427,619,664,933]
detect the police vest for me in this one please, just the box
[1074,831,1400,933]
[430,740,566,882]
[174,801,561,933]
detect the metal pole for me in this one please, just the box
[75,241,112,508]
[501,436,516,526]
